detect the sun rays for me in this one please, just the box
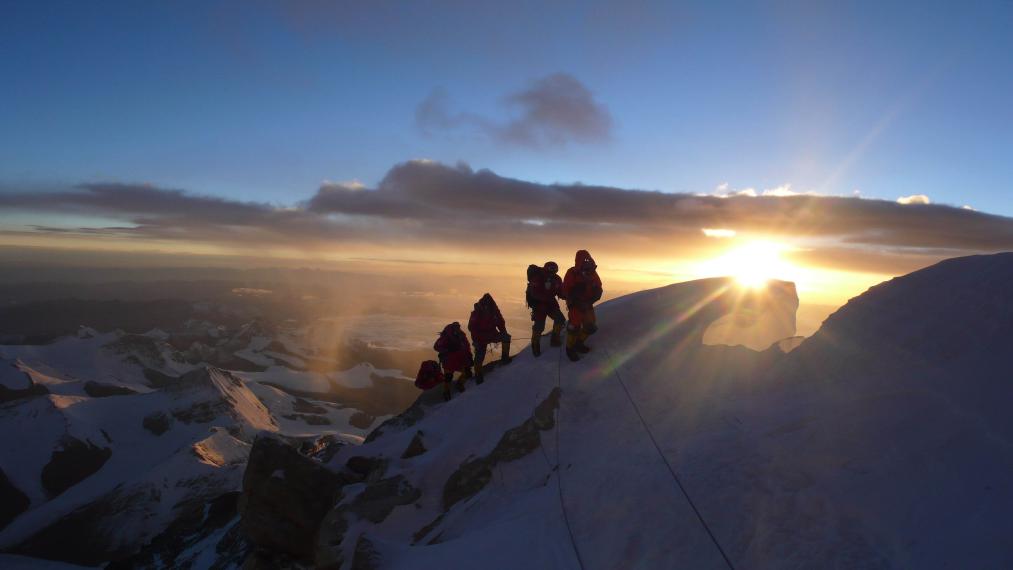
[696,240,798,290]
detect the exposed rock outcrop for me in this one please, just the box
[238,435,350,563]
[443,387,560,510]
[401,431,427,459]
[283,413,332,425]
[106,492,249,570]
[0,382,48,403]
[345,456,387,481]
[0,467,30,531]
[299,434,347,464]
[349,411,375,430]
[363,388,442,443]
[40,437,112,497]
[142,411,172,435]
[292,398,327,414]
[316,475,422,569]
[84,381,138,398]
[0,361,47,403]
[13,484,163,564]
[351,535,381,570]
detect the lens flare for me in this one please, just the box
[698,240,796,289]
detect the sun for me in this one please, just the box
[701,240,795,288]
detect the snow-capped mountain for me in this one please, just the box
[0,316,416,567]
[235,255,1013,569]
[6,253,1013,568]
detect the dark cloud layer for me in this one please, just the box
[416,73,613,147]
[310,160,1013,251]
[4,160,1013,274]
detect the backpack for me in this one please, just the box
[525,265,543,308]
[477,293,500,315]
[414,360,443,390]
[527,264,542,282]
[436,323,462,352]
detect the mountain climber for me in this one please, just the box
[468,293,511,382]
[433,322,473,401]
[526,261,565,357]
[562,250,602,361]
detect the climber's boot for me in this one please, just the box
[499,340,512,365]
[565,329,580,361]
[549,322,564,347]
[474,355,484,385]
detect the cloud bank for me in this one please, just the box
[3,161,1013,275]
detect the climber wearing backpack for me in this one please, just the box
[468,293,511,382]
[526,261,565,357]
[562,250,602,361]
[433,322,473,401]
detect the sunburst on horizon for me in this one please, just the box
[697,240,800,289]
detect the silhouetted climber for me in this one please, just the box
[526,261,565,357]
[468,293,511,383]
[562,250,602,361]
[433,322,473,401]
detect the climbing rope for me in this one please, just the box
[600,345,736,570]
[553,332,587,570]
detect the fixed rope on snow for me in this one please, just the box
[600,345,736,570]
[554,333,587,570]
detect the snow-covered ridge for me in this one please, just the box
[230,276,802,568]
[7,253,1013,568]
[802,251,1013,367]
[233,254,1013,569]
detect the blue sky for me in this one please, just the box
[2,1,1012,214]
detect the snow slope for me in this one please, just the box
[324,257,1013,569]
[321,277,799,568]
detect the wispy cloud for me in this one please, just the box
[416,73,613,148]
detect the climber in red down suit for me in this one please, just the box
[468,293,511,383]
[562,250,602,362]
[433,322,473,401]
[526,261,565,357]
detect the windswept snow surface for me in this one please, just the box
[333,277,798,569]
[337,260,1013,569]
